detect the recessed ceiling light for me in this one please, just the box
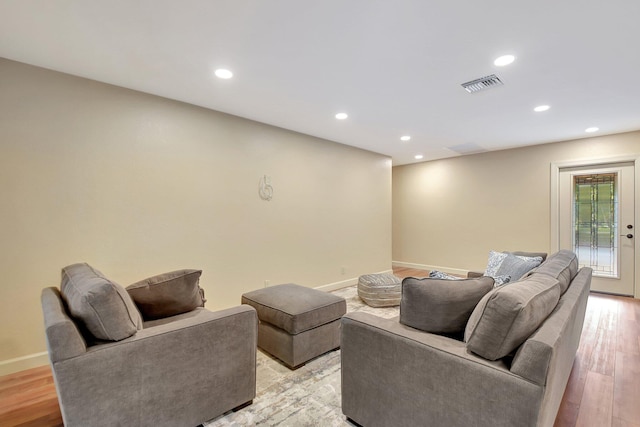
[414,154,424,160]
[335,113,348,120]
[214,69,233,79]
[494,55,515,67]
[534,105,550,112]
[585,127,599,133]
[400,135,411,141]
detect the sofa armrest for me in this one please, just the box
[341,312,544,427]
[52,305,257,427]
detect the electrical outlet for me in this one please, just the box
[264,280,270,288]
[341,266,347,275]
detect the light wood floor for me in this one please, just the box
[0,365,62,426]
[1,267,638,427]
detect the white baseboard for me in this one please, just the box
[314,269,394,292]
[0,351,49,376]
[391,261,468,277]
[314,278,358,292]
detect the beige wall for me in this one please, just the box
[393,130,640,275]
[0,58,392,374]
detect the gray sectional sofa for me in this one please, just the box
[341,250,591,427]
[41,263,258,427]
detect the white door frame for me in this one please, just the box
[550,154,640,298]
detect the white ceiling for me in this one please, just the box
[1,1,639,165]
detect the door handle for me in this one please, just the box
[620,233,634,238]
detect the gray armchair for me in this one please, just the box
[41,264,257,427]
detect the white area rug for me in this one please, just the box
[205,285,399,427]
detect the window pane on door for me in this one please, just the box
[573,173,618,277]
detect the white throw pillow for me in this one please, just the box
[484,250,507,277]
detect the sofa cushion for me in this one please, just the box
[400,276,494,334]
[126,269,206,320]
[60,263,143,341]
[496,253,543,281]
[523,249,578,294]
[464,274,561,360]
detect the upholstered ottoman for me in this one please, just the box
[357,273,401,307]
[241,283,346,368]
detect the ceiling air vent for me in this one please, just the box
[461,74,503,93]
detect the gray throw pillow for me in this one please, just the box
[61,263,143,341]
[400,276,494,334]
[495,253,543,281]
[126,269,206,320]
[464,274,560,360]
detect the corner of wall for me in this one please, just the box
[314,269,393,292]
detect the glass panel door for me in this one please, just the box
[573,173,618,277]
[558,162,634,295]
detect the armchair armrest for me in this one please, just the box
[41,287,87,362]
